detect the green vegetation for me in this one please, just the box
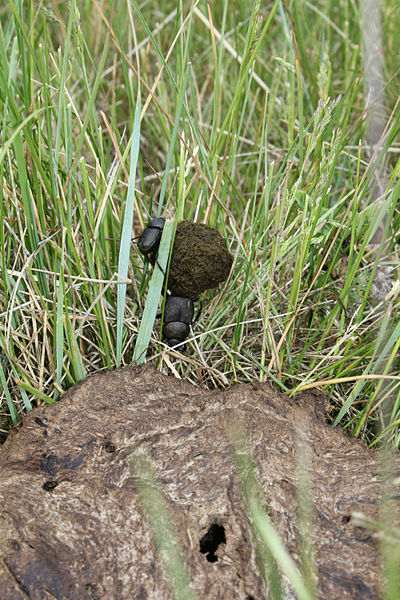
[1,1,400,596]
[0,1,399,440]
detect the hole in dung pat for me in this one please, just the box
[43,480,58,491]
[341,514,351,524]
[103,440,116,453]
[199,523,226,563]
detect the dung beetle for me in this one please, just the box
[162,295,199,348]
[137,217,166,264]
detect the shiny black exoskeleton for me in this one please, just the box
[162,295,195,348]
[137,217,166,264]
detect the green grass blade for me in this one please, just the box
[231,423,314,600]
[133,220,173,364]
[55,230,66,398]
[0,359,19,424]
[130,450,198,600]
[157,62,190,214]
[116,93,142,365]
[15,380,55,405]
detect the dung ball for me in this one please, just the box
[167,221,233,297]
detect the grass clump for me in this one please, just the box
[0,0,399,449]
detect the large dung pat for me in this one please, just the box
[0,364,396,599]
[167,221,233,297]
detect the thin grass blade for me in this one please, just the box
[116,93,142,365]
[130,450,198,600]
[132,220,173,364]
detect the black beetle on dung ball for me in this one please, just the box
[137,217,166,264]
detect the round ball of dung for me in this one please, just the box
[167,221,233,297]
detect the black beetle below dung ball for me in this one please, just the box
[162,295,196,348]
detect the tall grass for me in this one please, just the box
[1,1,399,595]
[0,0,399,447]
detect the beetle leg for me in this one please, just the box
[192,299,202,324]
[154,260,165,276]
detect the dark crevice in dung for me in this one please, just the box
[200,523,226,563]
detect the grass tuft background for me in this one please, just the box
[0,0,399,446]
